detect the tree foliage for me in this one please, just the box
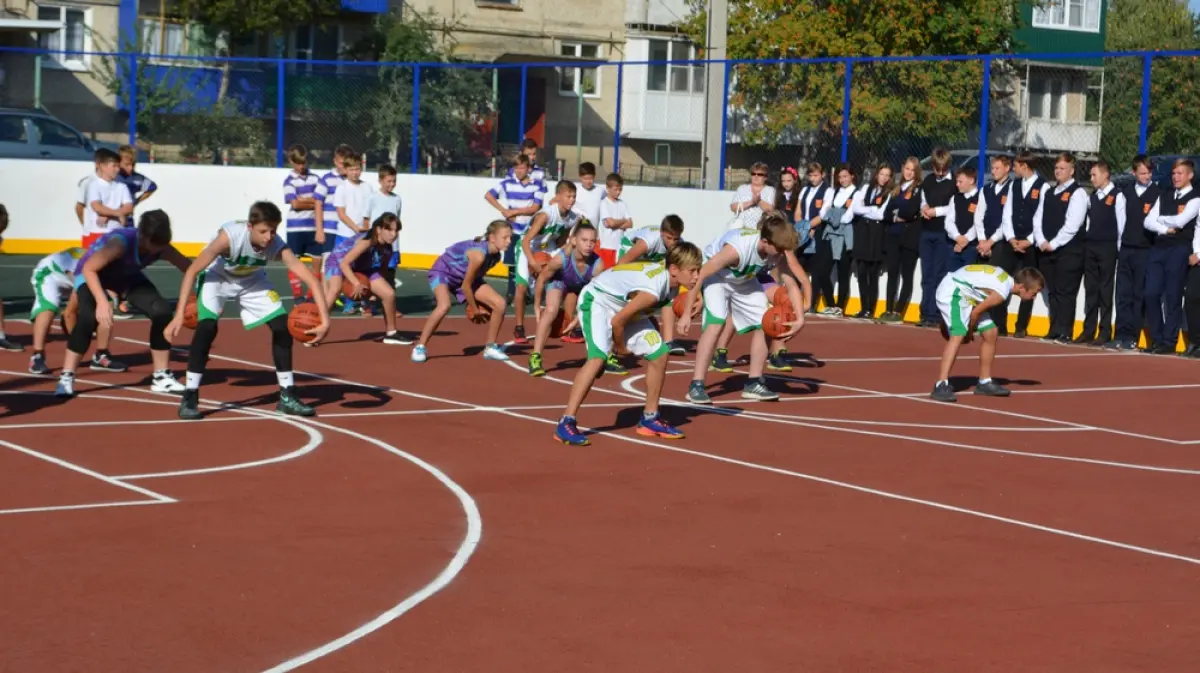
[1101,0,1200,165]
[345,10,493,170]
[171,0,343,40]
[682,0,1019,163]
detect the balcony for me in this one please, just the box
[619,89,705,142]
[1022,118,1101,155]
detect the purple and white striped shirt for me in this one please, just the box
[487,177,547,235]
[283,169,321,233]
[314,169,344,222]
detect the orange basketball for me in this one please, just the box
[772,285,793,311]
[467,303,492,324]
[762,305,796,339]
[182,296,199,330]
[531,251,552,270]
[342,272,372,300]
[672,288,702,318]
[288,302,323,343]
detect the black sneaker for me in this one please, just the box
[766,349,792,372]
[667,340,686,356]
[0,336,22,352]
[178,390,203,420]
[710,348,733,373]
[90,351,129,372]
[277,387,315,417]
[28,353,50,375]
[930,381,957,403]
[974,380,1011,397]
[512,325,528,345]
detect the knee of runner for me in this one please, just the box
[146,299,173,324]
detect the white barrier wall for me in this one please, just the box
[0,158,1070,328]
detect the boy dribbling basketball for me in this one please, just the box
[166,202,330,419]
[930,264,1045,402]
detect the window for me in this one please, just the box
[0,116,28,143]
[291,25,344,74]
[138,17,220,59]
[30,117,85,149]
[646,39,704,95]
[37,5,89,71]
[1032,0,1101,32]
[558,42,601,97]
[1028,73,1067,122]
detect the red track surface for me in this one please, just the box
[2,315,1199,672]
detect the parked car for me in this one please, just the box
[1112,154,1200,191]
[0,107,143,161]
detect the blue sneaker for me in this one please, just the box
[555,416,589,446]
[636,413,684,440]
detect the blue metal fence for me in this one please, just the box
[2,45,1197,189]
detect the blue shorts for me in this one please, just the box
[285,230,331,258]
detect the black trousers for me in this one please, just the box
[69,277,172,355]
[986,240,1018,336]
[883,231,918,317]
[1038,243,1085,339]
[1114,246,1149,343]
[1186,264,1200,347]
[856,260,883,317]
[1080,240,1119,341]
[813,238,852,311]
[1010,244,1039,333]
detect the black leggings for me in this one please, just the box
[69,278,171,355]
[884,236,919,316]
[856,260,883,316]
[813,238,852,310]
[188,314,292,375]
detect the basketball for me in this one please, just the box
[288,302,322,343]
[531,251,552,271]
[762,305,796,339]
[342,272,372,300]
[672,288,702,318]
[182,296,199,330]
[772,285,792,311]
[467,303,491,324]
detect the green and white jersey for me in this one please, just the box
[618,227,670,262]
[207,221,287,280]
[703,227,769,282]
[34,247,85,280]
[528,205,584,255]
[947,264,1015,305]
[585,261,672,313]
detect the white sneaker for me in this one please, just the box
[151,370,185,393]
[383,331,413,345]
[482,344,509,361]
[411,345,427,362]
[55,374,75,398]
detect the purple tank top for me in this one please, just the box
[74,227,160,293]
[430,239,499,285]
[557,249,602,291]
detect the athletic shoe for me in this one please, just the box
[382,331,413,345]
[604,353,627,375]
[151,370,185,394]
[710,348,733,373]
[930,381,957,402]
[555,417,589,446]
[28,353,50,375]
[742,378,779,401]
[974,380,1011,397]
[512,325,528,345]
[636,414,684,440]
[667,340,686,356]
[687,381,712,404]
[483,343,509,361]
[178,390,203,420]
[277,387,315,416]
[766,350,792,372]
[0,336,22,352]
[55,373,75,398]
[561,329,585,344]
[529,352,546,377]
[411,344,428,363]
[89,351,128,372]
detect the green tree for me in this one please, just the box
[1101,0,1200,165]
[682,0,1019,164]
[344,10,493,170]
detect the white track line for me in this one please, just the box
[806,352,1126,363]
[0,439,176,503]
[109,337,1200,571]
[0,500,168,516]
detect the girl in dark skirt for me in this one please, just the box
[794,163,829,290]
[814,165,858,315]
[850,164,894,319]
[881,157,924,323]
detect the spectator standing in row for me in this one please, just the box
[282,143,324,302]
[486,154,546,344]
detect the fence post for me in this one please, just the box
[411,64,421,174]
[1139,54,1152,154]
[518,65,528,143]
[718,62,731,190]
[126,53,138,146]
[613,62,624,174]
[976,56,992,188]
[840,59,852,164]
[275,60,285,168]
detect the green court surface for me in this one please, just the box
[0,254,508,320]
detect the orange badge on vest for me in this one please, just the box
[968,202,977,213]
[1000,195,1007,205]
[1061,192,1071,202]
[1144,203,1152,214]
[903,190,912,199]
[1105,195,1114,206]
[1031,189,1040,200]
[1179,205,1187,215]
[815,200,823,208]
[875,195,884,205]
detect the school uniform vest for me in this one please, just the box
[799,183,829,221]
[1121,183,1160,249]
[857,185,887,219]
[920,175,955,234]
[1086,189,1119,243]
[1042,182,1085,246]
[1011,176,1046,241]
[891,183,922,222]
[980,181,1009,239]
[951,191,980,236]
[1153,188,1200,248]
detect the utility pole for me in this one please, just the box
[700,0,727,190]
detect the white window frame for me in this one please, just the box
[646,38,704,95]
[137,16,221,66]
[289,24,347,75]
[1031,0,1101,33]
[558,42,602,99]
[1027,72,1068,122]
[36,4,92,72]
